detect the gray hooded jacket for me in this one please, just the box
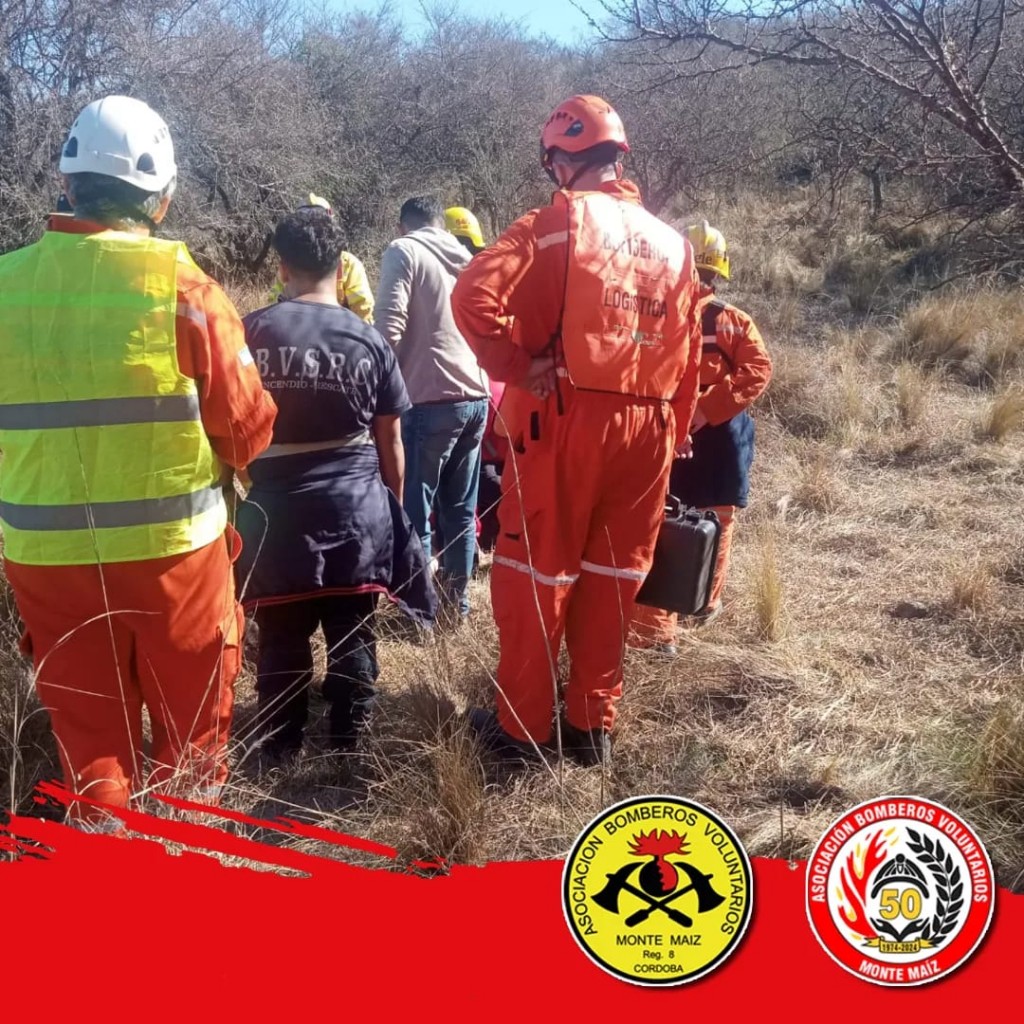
[375,226,488,405]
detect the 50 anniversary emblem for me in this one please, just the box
[562,795,752,985]
[806,796,994,986]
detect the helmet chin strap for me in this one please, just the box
[548,159,593,190]
[545,147,624,190]
[564,163,591,189]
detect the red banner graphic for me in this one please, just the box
[0,796,1017,1020]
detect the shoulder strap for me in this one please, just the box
[700,300,734,371]
[701,299,726,337]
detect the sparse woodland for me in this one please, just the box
[2,0,1024,885]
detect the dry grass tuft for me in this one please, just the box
[793,448,842,513]
[947,560,994,615]
[763,348,831,439]
[748,251,818,297]
[897,290,1024,384]
[893,362,930,428]
[822,233,896,314]
[832,348,878,441]
[0,572,59,825]
[966,701,1024,816]
[0,652,58,823]
[979,389,1024,442]
[756,291,803,337]
[753,524,787,641]
[899,293,973,366]
[381,723,488,869]
[1000,548,1024,587]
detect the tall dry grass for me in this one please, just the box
[968,701,1024,819]
[980,389,1024,442]
[896,290,1024,385]
[793,447,842,513]
[752,524,786,641]
[893,363,930,428]
[947,559,995,615]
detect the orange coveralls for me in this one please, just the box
[5,217,276,824]
[632,287,772,643]
[451,180,702,744]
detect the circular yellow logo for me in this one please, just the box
[562,795,753,986]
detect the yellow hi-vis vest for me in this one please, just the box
[0,229,227,565]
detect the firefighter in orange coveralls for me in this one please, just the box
[0,96,276,828]
[632,222,773,648]
[450,95,703,766]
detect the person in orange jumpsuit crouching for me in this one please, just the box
[451,95,703,766]
[632,221,772,649]
[0,96,276,829]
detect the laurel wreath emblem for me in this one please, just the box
[905,828,964,947]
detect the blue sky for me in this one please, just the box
[348,0,600,46]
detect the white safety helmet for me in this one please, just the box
[59,95,177,193]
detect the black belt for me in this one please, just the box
[416,396,487,406]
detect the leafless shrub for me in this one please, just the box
[603,0,1024,261]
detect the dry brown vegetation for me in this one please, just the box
[4,194,1024,894]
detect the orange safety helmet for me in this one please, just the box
[540,95,630,170]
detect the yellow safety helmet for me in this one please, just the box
[445,206,485,250]
[685,220,730,281]
[303,193,334,215]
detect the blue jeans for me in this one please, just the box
[402,398,488,615]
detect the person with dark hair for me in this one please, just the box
[0,95,276,829]
[268,194,376,323]
[375,195,489,623]
[236,207,436,761]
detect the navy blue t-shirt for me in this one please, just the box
[243,298,410,443]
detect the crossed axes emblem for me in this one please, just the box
[593,861,726,928]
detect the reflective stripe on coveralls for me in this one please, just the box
[491,391,679,742]
[0,230,226,565]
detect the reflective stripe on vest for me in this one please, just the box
[559,191,693,400]
[0,229,227,565]
[0,394,200,430]
[0,484,223,531]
